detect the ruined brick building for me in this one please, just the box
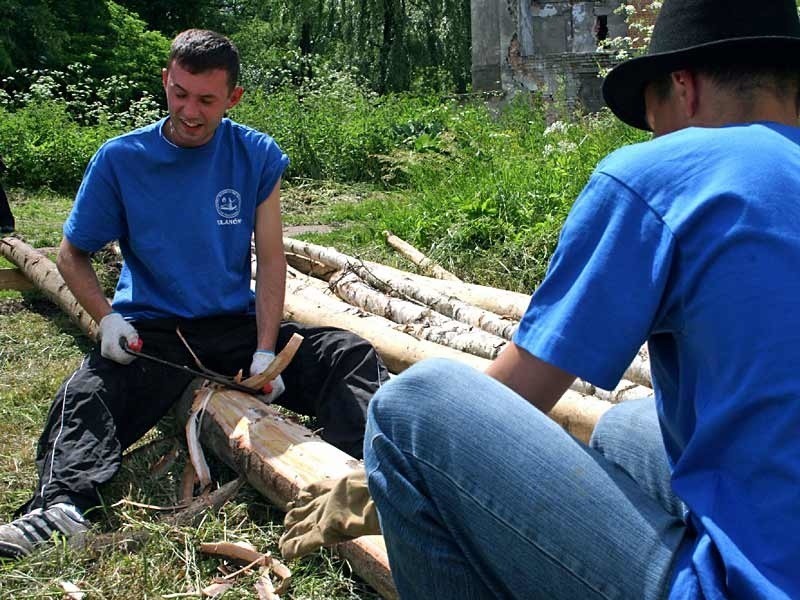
[471,1,658,111]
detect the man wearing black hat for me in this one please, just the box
[361,0,800,598]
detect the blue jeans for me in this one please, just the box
[364,359,690,599]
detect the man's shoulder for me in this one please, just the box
[222,118,279,149]
[600,124,800,176]
[97,119,164,158]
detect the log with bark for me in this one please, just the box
[11,239,622,600]
[329,269,508,360]
[0,237,98,339]
[382,229,461,281]
[284,237,520,340]
[284,237,654,389]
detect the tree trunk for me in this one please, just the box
[284,236,532,319]
[175,386,397,600]
[330,270,507,359]
[284,237,519,340]
[0,237,98,339]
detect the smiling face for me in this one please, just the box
[161,61,243,148]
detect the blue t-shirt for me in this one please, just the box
[514,123,800,599]
[64,117,288,320]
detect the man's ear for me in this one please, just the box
[671,70,700,119]
[227,86,244,109]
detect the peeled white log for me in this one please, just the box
[175,387,397,600]
[329,270,507,360]
[382,230,461,281]
[283,237,519,340]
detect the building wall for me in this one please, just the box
[472,0,651,111]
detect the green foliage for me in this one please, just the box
[0,0,170,98]
[232,75,443,183]
[0,102,122,192]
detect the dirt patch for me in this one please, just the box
[283,224,335,236]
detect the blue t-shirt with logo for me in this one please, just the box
[514,123,800,599]
[64,117,288,320]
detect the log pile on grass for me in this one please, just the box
[1,233,656,600]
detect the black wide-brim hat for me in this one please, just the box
[602,0,800,131]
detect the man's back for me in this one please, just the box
[600,123,800,596]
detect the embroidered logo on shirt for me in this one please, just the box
[215,189,243,225]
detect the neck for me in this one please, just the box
[694,88,799,128]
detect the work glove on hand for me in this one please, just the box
[250,350,286,403]
[279,468,380,560]
[98,312,140,365]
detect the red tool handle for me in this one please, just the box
[128,338,143,352]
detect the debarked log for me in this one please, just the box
[174,387,397,600]
[382,230,461,282]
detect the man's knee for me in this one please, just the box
[589,396,657,451]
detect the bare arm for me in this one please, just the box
[253,179,286,351]
[56,237,113,324]
[485,342,576,414]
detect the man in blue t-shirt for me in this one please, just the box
[0,29,387,558]
[363,1,800,598]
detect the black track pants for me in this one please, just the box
[0,183,13,231]
[21,316,388,514]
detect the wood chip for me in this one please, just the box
[59,580,85,600]
[201,581,234,597]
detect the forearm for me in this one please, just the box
[56,238,112,325]
[485,342,575,414]
[255,252,286,351]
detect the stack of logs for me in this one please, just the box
[0,234,655,600]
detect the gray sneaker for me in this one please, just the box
[0,503,88,558]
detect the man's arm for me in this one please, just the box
[253,179,286,351]
[485,342,576,414]
[57,237,113,324]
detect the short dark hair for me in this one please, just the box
[168,29,240,90]
[648,60,800,103]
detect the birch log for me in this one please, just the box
[329,270,508,360]
[12,241,613,599]
[284,237,531,320]
[283,241,653,388]
[0,237,98,339]
[283,237,519,340]
[382,230,461,281]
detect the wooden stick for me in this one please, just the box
[241,333,304,389]
[382,230,461,281]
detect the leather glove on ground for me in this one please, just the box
[99,312,140,365]
[250,350,285,402]
[279,468,380,560]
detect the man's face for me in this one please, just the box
[644,78,686,137]
[161,61,243,148]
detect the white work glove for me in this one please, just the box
[98,312,140,365]
[250,350,286,403]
